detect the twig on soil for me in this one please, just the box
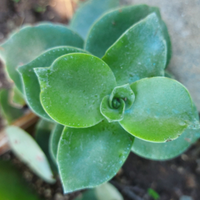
[111,181,144,200]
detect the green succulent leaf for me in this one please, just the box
[0,160,41,200]
[100,95,125,122]
[35,53,116,128]
[109,84,135,110]
[0,89,24,124]
[57,120,134,193]
[70,0,120,39]
[120,77,199,142]
[0,23,84,92]
[6,126,55,183]
[75,183,123,200]
[102,13,166,86]
[11,86,26,107]
[85,4,171,66]
[18,46,87,121]
[100,84,135,122]
[49,124,64,163]
[132,127,200,160]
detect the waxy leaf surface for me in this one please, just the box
[35,53,116,127]
[85,4,171,65]
[6,126,55,183]
[57,120,134,193]
[75,183,123,200]
[18,46,87,121]
[0,23,84,92]
[49,124,64,163]
[102,13,166,86]
[120,77,199,142]
[0,89,24,124]
[132,106,200,160]
[70,0,120,39]
[132,127,200,160]
[0,161,41,200]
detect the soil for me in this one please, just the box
[0,1,200,200]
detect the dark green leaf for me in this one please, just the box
[102,13,166,85]
[0,89,24,124]
[70,0,120,39]
[0,23,84,92]
[18,46,87,121]
[49,124,64,163]
[57,120,134,193]
[85,4,171,65]
[35,53,116,128]
[120,77,199,142]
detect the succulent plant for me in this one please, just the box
[0,0,199,194]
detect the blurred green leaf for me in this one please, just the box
[0,160,41,200]
[70,0,120,39]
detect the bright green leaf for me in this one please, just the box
[70,0,120,39]
[132,127,200,160]
[57,120,134,193]
[35,53,116,128]
[0,160,41,200]
[6,126,55,183]
[18,46,87,121]
[0,89,24,124]
[49,124,64,163]
[85,4,171,65]
[120,77,199,142]
[0,23,84,92]
[148,188,160,200]
[102,13,166,86]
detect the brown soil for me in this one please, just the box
[0,1,200,200]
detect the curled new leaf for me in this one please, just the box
[57,120,134,193]
[0,23,84,92]
[120,77,199,142]
[18,46,87,121]
[35,53,116,128]
[100,84,135,122]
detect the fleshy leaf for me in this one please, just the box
[0,89,24,124]
[85,4,171,65]
[100,84,135,122]
[18,46,87,121]
[109,84,135,110]
[0,23,84,92]
[6,126,55,183]
[120,77,199,142]
[132,127,200,160]
[0,160,41,200]
[57,120,134,193]
[100,95,125,122]
[132,105,200,160]
[75,183,123,200]
[35,53,116,128]
[102,13,166,86]
[70,0,120,39]
[10,86,26,107]
[49,124,64,163]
